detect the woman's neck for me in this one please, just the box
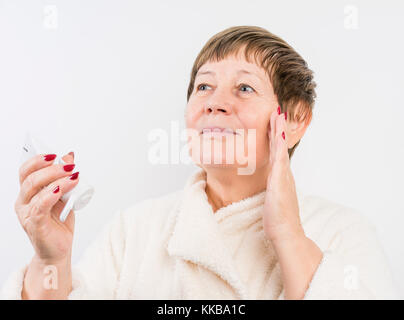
[204,166,269,213]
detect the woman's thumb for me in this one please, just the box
[62,151,75,164]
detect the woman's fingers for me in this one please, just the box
[275,109,289,163]
[62,153,74,164]
[19,154,56,185]
[269,106,278,146]
[19,153,75,186]
[18,154,76,205]
[269,106,278,164]
[25,172,80,221]
[19,164,75,205]
[269,105,289,163]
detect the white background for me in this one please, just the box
[1,0,403,298]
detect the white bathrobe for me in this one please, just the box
[1,167,398,299]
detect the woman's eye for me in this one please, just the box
[239,84,254,93]
[196,83,254,93]
[197,84,211,91]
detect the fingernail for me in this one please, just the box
[282,131,285,140]
[63,164,75,172]
[44,154,57,161]
[69,172,79,180]
[68,151,75,159]
[277,106,281,115]
[53,185,60,193]
[284,112,287,120]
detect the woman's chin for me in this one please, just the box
[198,154,242,168]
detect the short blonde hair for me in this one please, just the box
[187,25,317,159]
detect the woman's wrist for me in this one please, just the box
[31,253,71,268]
[266,222,306,248]
[269,227,323,300]
[22,254,73,300]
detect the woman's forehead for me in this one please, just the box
[197,56,268,83]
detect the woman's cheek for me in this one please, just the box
[185,103,202,126]
[250,132,269,167]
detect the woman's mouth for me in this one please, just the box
[200,127,238,135]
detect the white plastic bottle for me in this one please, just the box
[20,131,95,222]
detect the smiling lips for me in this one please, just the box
[201,126,238,135]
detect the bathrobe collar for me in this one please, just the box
[167,167,268,299]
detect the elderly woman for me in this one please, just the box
[2,26,397,300]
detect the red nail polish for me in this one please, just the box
[69,172,79,180]
[277,106,281,115]
[53,186,60,193]
[282,131,285,140]
[284,112,287,120]
[44,154,57,161]
[68,151,75,159]
[63,164,75,172]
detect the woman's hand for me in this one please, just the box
[262,106,303,243]
[262,106,323,300]
[14,152,79,265]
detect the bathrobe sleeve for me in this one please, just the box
[1,208,127,300]
[278,215,398,300]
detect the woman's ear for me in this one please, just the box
[286,103,312,149]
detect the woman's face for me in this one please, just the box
[185,51,279,174]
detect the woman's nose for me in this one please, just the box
[203,86,234,115]
[204,104,231,114]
